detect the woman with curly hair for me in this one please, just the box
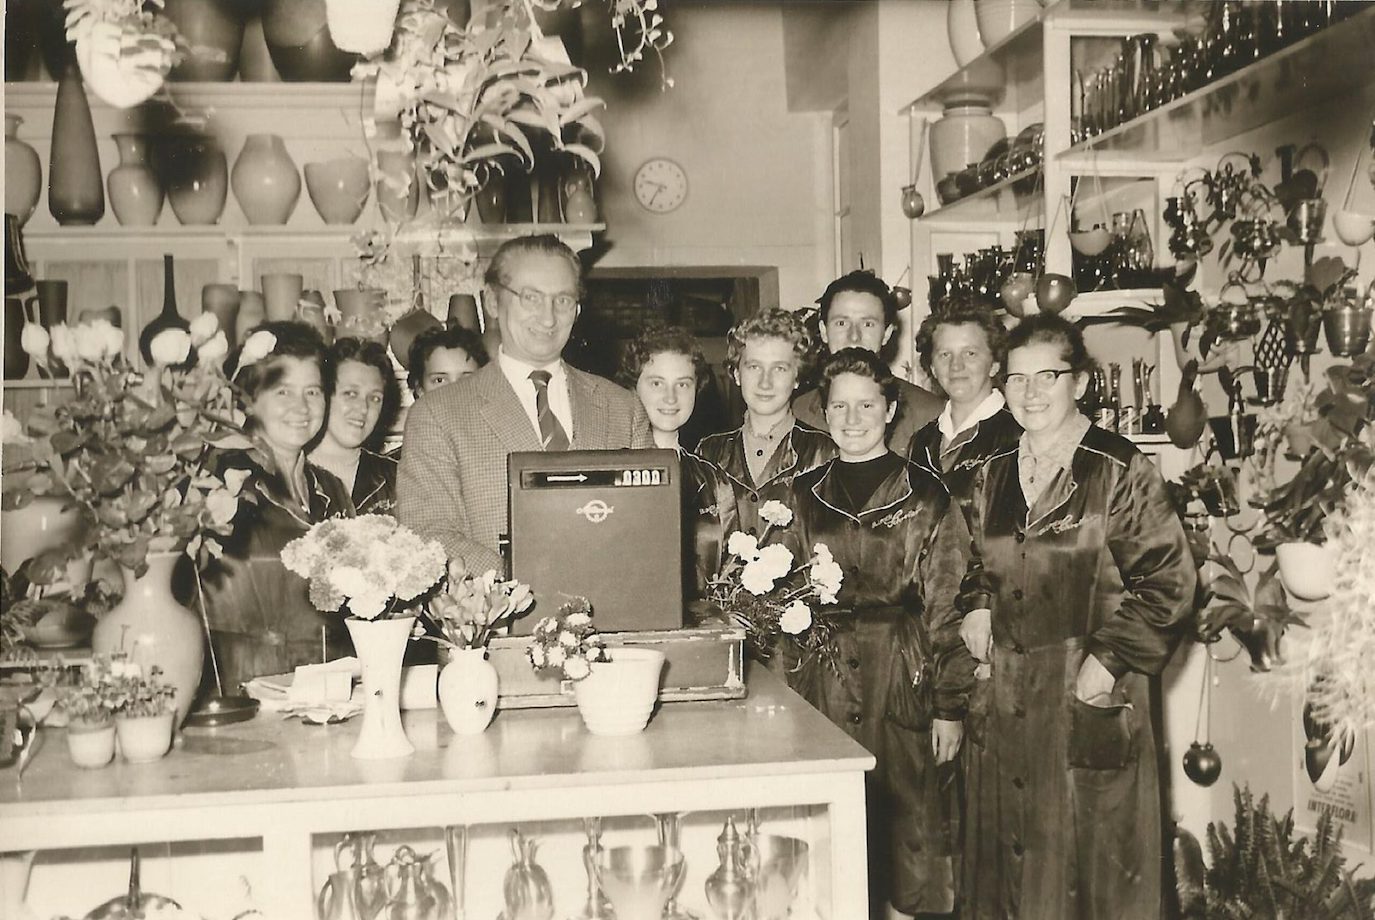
[617,325,732,595]
[310,337,403,514]
[908,298,1021,515]
[696,308,835,540]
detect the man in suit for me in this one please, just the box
[792,270,943,450]
[399,235,653,573]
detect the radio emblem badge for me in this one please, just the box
[576,500,614,523]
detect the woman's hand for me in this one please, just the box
[1074,653,1117,705]
[932,718,964,764]
[960,607,993,662]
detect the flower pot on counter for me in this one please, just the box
[232,133,301,225]
[574,648,666,736]
[1276,541,1335,601]
[108,133,164,226]
[5,115,42,226]
[91,551,205,728]
[115,711,174,763]
[929,96,1005,194]
[67,720,116,769]
[346,616,416,760]
[438,646,499,735]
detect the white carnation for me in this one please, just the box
[189,311,219,345]
[759,500,793,527]
[20,323,49,359]
[239,330,277,367]
[779,601,813,635]
[49,324,77,363]
[149,328,192,366]
[197,330,229,365]
[727,531,759,561]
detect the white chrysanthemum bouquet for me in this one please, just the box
[706,500,844,666]
[281,514,446,620]
[526,597,608,682]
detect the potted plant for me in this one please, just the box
[106,661,178,763]
[64,0,184,109]
[1174,785,1375,918]
[526,597,664,736]
[1197,555,1302,673]
[416,559,534,735]
[50,655,133,768]
[281,513,447,759]
[5,314,251,726]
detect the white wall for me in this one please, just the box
[587,2,834,312]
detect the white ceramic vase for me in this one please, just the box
[947,0,984,67]
[928,96,1005,187]
[115,711,174,763]
[346,616,416,760]
[1276,542,1336,601]
[574,648,666,737]
[67,721,116,769]
[438,647,499,735]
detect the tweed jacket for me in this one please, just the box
[398,360,654,573]
[793,377,943,453]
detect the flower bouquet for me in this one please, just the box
[706,500,844,668]
[418,560,534,735]
[281,514,446,759]
[526,597,608,682]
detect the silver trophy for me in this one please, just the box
[594,844,685,920]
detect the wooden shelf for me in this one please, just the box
[1057,5,1375,162]
[2,378,74,390]
[23,223,606,246]
[918,166,1043,225]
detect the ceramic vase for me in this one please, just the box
[346,616,416,760]
[5,115,42,226]
[67,721,116,769]
[562,163,597,224]
[929,96,1005,188]
[375,149,419,223]
[324,0,401,55]
[1276,542,1336,601]
[232,133,301,225]
[262,272,304,322]
[0,495,83,578]
[139,254,191,367]
[108,133,164,226]
[0,850,38,920]
[4,298,30,381]
[164,135,229,225]
[334,288,388,343]
[201,284,241,349]
[304,156,370,224]
[438,647,499,735]
[239,14,281,81]
[49,58,105,225]
[115,711,175,763]
[297,290,333,344]
[947,0,984,66]
[91,551,206,728]
[974,0,1039,47]
[473,176,506,224]
[165,0,245,81]
[236,290,266,342]
[262,0,357,81]
[573,648,666,736]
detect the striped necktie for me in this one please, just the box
[529,369,570,451]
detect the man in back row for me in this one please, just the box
[793,270,943,448]
[399,235,653,573]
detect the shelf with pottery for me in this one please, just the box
[23,222,608,250]
[1057,4,1375,163]
[0,667,873,920]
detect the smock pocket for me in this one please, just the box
[886,618,935,731]
[1067,694,1134,770]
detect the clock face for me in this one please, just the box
[633,158,688,213]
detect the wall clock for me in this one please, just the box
[633,158,688,213]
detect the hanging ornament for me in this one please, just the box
[901,185,925,219]
[1184,650,1223,787]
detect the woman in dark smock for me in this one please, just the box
[309,337,401,514]
[204,322,355,690]
[960,315,1195,920]
[697,309,835,541]
[780,348,981,918]
[618,326,734,596]
[907,300,1021,512]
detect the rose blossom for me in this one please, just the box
[149,328,192,366]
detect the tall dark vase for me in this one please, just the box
[4,298,30,381]
[49,59,105,226]
[139,255,191,366]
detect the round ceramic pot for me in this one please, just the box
[261,272,304,322]
[115,711,174,763]
[0,495,84,578]
[262,0,357,81]
[929,97,1005,190]
[304,156,370,224]
[573,648,666,736]
[232,133,301,225]
[333,288,388,343]
[438,647,499,735]
[107,133,164,226]
[1276,541,1335,601]
[946,0,984,66]
[163,135,229,225]
[374,148,419,223]
[5,115,42,225]
[66,721,116,769]
[1323,305,1372,357]
[975,0,1039,47]
[165,0,245,81]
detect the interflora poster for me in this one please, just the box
[1291,693,1373,851]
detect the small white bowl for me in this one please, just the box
[1333,210,1375,246]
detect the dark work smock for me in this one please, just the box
[961,424,1195,920]
[697,421,835,539]
[352,448,398,515]
[908,406,1022,520]
[780,453,980,915]
[203,449,356,690]
[679,446,732,599]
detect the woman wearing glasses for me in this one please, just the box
[960,314,1195,920]
[908,298,1021,514]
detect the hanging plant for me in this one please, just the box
[64,0,183,109]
